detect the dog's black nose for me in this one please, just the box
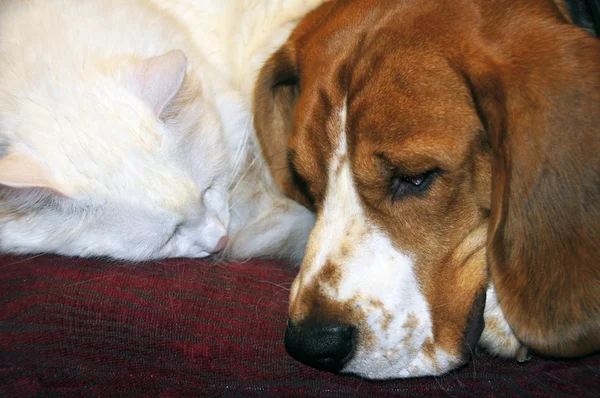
[284,320,355,372]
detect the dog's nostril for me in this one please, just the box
[284,320,355,372]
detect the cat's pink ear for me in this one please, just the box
[0,149,65,195]
[132,49,187,115]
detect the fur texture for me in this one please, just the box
[0,0,319,261]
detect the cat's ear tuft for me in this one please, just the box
[0,149,66,195]
[132,49,187,116]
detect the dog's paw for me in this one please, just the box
[478,285,522,358]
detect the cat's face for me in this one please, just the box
[0,51,231,261]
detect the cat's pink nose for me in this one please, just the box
[213,235,229,253]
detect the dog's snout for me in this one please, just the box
[284,320,355,372]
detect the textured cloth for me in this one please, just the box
[1,254,598,397]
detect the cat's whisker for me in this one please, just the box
[228,122,251,183]
[228,152,262,197]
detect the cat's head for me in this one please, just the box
[0,50,231,261]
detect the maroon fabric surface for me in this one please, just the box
[0,254,598,397]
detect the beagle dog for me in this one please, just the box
[254,0,600,379]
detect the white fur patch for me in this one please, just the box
[479,285,521,357]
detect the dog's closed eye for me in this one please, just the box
[389,169,439,201]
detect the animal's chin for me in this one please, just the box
[193,251,211,258]
[166,251,211,260]
[340,349,463,380]
[129,250,211,262]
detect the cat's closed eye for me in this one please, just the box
[165,222,183,246]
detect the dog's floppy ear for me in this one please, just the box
[253,2,335,209]
[253,47,310,206]
[460,5,600,357]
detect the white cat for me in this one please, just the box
[149,0,324,260]
[0,0,318,262]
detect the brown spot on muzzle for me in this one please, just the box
[403,312,419,330]
[421,337,440,372]
[289,259,368,340]
[291,282,365,339]
[320,260,342,288]
[370,299,394,331]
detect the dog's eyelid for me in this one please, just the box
[272,65,299,90]
[374,151,440,176]
[273,75,299,89]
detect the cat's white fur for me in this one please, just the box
[0,0,318,261]
[150,0,323,261]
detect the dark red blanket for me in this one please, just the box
[1,254,598,397]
